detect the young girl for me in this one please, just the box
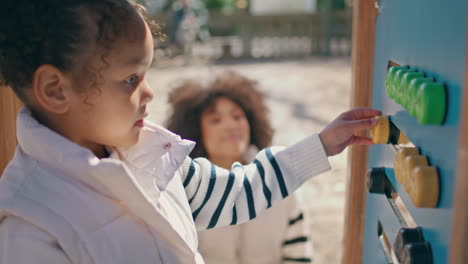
[0,1,380,263]
[166,71,315,264]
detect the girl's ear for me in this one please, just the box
[32,65,72,114]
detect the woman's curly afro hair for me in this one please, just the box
[165,70,274,159]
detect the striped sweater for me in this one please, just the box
[197,189,315,264]
[195,144,315,264]
[179,134,331,231]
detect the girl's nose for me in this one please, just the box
[140,80,154,104]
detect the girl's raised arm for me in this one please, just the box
[180,134,330,230]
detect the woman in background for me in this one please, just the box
[166,71,314,264]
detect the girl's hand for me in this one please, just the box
[319,108,381,156]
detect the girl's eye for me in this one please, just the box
[124,76,140,85]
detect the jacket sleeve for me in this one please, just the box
[179,134,331,230]
[281,191,314,263]
[0,216,72,264]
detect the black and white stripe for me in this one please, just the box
[182,147,293,230]
[282,212,313,263]
[180,134,330,233]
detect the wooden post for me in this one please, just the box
[341,1,377,263]
[0,86,21,175]
[449,32,468,264]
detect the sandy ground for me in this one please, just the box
[146,57,352,264]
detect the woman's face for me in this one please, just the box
[200,97,251,162]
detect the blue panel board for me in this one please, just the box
[362,0,467,263]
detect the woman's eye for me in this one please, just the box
[233,114,245,121]
[209,118,221,124]
[124,76,140,85]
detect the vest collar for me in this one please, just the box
[16,107,195,195]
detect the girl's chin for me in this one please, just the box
[120,131,142,147]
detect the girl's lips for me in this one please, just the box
[135,119,145,128]
[134,112,148,127]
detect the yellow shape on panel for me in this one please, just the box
[398,132,410,145]
[407,166,439,208]
[403,155,428,189]
[371,116,390,144]
[394,149,439,208]
[394,147,419,183]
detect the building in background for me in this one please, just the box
[250,0,316,14]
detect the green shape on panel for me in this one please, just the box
[407,77,434,117]
[400,71,424,108]
[393,68,414,105]
[386,66,406,98]
[392,68,408,103]
[415,82,446,125]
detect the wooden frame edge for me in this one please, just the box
[0,87,21,175]
[341,1,377,263]
[449,22,468,264]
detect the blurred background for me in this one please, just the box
[135,0,352,65]
[135,0,354,263]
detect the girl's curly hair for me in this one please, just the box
[165,70,274,159]
[0,0,161,104]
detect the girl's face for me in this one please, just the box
[66,13,154,157]
[200,97,251,162]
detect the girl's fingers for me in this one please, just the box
[346,118,377,133]
[342,108,382,120]
[350,135,374,145]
